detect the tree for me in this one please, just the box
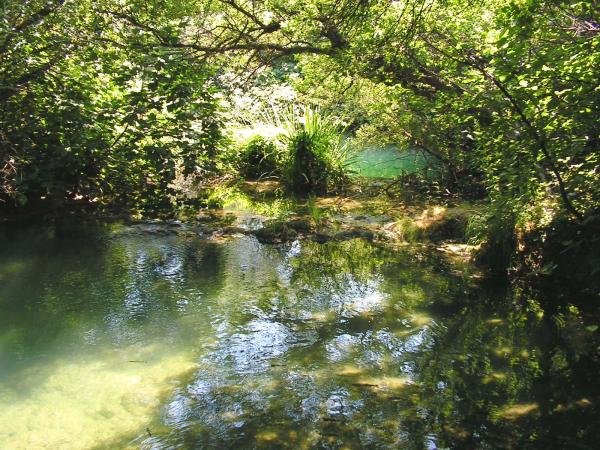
[0,0,222,213]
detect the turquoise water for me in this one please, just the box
[0,221,598,449]
[349,146,437,179]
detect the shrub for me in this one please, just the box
[281,107,353,195]
[238,136,281,179]
[394,216,422,242]
[307,194,328,228]
[467,208,516,272]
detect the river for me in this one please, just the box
[0,221,597,449]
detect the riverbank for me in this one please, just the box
[90,179,478,265]
[3,177,597,302]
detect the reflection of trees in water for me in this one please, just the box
[410,288,600,449]
[0,221,114,361]
[145,239,484,448]
[152,271,599,449]
[289,239,383,286]
[0,223,231,363]
[3,224,598,449]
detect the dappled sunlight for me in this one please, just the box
[486,318,504,325]
[494,346,513,357]
[0,345,197,449]
[553,398,593,413]
[493,403,539,421]
[308,310,335,323]
[353,376,411,393]
[255,430,280,442]
[336,365,367,377]
[1,222,598,449]
[415,206,448,229]
[409,313,433,327]
[436,243,479,261]
[482,372,508,384]
[1,0,598,447]
[230,123,286,142]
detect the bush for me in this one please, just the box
[394,216,422,242]
[307,194,328,228]
[286,130,329,193]
[281,107,352,195]
[523,209,600,298]
[467,208,516,272]
[238,136,280,179]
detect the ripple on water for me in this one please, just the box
[1,222,597,450]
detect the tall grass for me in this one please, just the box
[307,194,328,228]
[279,106,354,194]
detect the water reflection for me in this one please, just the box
[0,221,598,449]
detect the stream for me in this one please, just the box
[0,220,598,449]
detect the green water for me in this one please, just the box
[349,146,437,179]
[0,221,598,449]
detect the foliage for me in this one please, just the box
[1,0,598,276]
[202,183,294,218]
[393,216,422,243]
[467,207,516,271]
[0,0,222,214]
[306,194,328,228]
[219,61,299,128]
[237,136,281,180]
[289,0,597,271]
[281,106,353,194]
[517,208,600,298]
[291,0,598,222]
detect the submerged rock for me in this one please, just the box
[128,222,180,235]
[220,226,248,235]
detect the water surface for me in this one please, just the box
[0,221,598,449]
[349,146,437,179]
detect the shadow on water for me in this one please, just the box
[0,220,598,449]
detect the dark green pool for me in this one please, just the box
[0,221,598,449]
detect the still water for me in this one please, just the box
[349,146,437,179]
[0,221,598,449]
